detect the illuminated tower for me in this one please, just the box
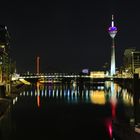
[108,15,117,76]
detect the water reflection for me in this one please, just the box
[133,81,140,124]
[16,82,136,108]
[11,81,140,140]
[37,82,40,108]
[90,90,106,105]
[0,99,12,140]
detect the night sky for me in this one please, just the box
[0,0,140,73]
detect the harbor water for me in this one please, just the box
[0,81,139,140]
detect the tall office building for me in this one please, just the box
[124,48,140,74]
[108,15,117,76]
[0,25,10,83]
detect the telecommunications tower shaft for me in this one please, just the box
[108,15,117,76]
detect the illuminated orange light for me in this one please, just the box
[90,90,106,105]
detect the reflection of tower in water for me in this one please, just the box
[104,81,118,117]
[110,82,117,118]
[105,81,118,139]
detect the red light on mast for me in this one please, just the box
[37,56,40,74]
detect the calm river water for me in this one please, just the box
[1,81,139,140]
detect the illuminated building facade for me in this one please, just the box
[124,48,140,74]
[90,71,105,78]
[0,25,10,84]
[108,15,117,76]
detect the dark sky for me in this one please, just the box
[0,0,140,73]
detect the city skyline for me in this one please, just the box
[0,0,140,73]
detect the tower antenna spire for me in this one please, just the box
[112,14,114,20]
[111,14,114,27]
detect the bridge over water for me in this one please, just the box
[12,73,111,85]
[11,73,140,90]
[12,73,89,82]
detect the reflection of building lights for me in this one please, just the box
[122,89,127,94]
[67,89,70,97]
[49,90,51,97]
[114,83,118,92]
[122,93,134,105]
[56,90,59,97]
[90,90,106,105]
[35,90,37,96]
[13,99,15,105]
[86,90,88,97]
[105,81,110,89]
[100,86,104,90]
[60,90,62,97]
[118,86,122,93]
[31,91,33,96]
[37,92,40,96]
[85,90,89,102]
[64,90,66,97]
[131,97,134,105]
[75,91,77,97]
[45,91,47,97]
[41,90,44,96]
[13,97,18,105]
[71,92,73,100]
[52,90,55,97]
